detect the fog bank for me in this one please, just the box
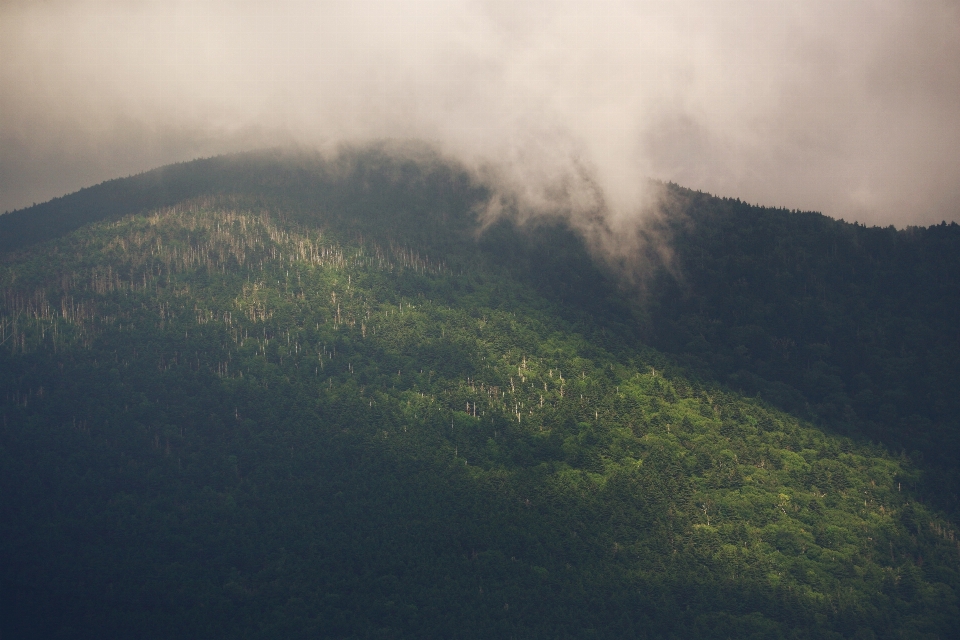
[2,0,958,227]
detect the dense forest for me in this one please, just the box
[1,147,959,638]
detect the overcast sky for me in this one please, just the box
[2,0,958,227]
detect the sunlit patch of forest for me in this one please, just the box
[1,150,959,638]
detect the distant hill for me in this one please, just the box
[2,147,959,638]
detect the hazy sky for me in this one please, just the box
[2,0,958,226]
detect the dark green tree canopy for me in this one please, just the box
[2,148,959,638]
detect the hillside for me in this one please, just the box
[640,191,960,515]
[2,147,959,638]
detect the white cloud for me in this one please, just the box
[1,0,958,225]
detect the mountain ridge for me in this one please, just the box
[2,147,959,638]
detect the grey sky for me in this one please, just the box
[2,0,958,226]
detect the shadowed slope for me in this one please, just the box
[1,151,959,637]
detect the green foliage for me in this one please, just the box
[1,157,959,638]
[641,187,960,515]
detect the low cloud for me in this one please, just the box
[2,0,958,228]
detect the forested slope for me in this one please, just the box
[641,188,960,514]
[1,149,958,638]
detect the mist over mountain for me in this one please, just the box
[4,2,959,636]
[3,0,959,227]
[1,148,959,638]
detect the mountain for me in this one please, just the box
[2,146,959,638]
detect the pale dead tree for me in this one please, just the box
[700,503,712,526]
